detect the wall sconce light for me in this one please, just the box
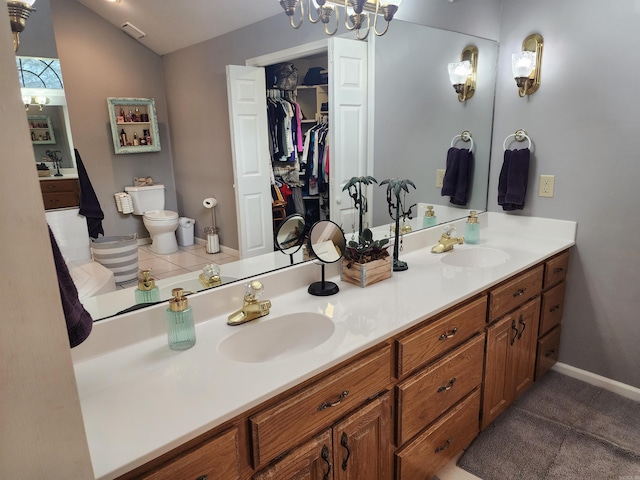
[447,45,478,102]
[512,33,543,97]
[7,0,37,52]
[22,94,49,111]
[280,0,403,40]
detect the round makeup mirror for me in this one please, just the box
[274,214,306,264]
[307,220,346,296]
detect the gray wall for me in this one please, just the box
[50,0,176,240]
[490,0,640,387]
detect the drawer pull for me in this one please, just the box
[435,437,452,453]
[545,349,556,357]
[318,390,349,411]
[437,377,456,393]
[195,476,208,480]
[553,267,564,274]
[321,444,331,480]
[512,288,526,298]
[340,432,351,471]
[549,305,560,313]
[439,327,458,341]
[511,319,519,345]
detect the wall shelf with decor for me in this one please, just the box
[28,115,56,144]
[107,97,161,155]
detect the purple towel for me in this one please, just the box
[75,149,104,239]
[48,226,93,348]
[498,148,530,210]
[441,147,473,205]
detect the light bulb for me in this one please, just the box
[512,51,536,78]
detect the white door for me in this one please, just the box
[226,65,273,258]
[329,37,369,233]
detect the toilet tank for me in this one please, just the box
[124,184,165,215]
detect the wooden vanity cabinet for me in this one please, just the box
[253,393,393,480]
[535,250,570,379]
[249,345,392,470]
[40,178,80,210]
[140,427,241,480]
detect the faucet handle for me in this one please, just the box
[245,280,264,301]
[443,225,457,237]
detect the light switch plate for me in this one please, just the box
[436,169,445,188]
[539,175,555,197]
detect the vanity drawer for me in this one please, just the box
[544,250,570,288]
[40,178,79,193]
[536,325,561,380]
[539,281,566,336]
[395,389,480,480]
[489,265,543,322]
[396,334,484,446]
[40,179,80,210]
[396,296,487,377]
[249,345,392,469]
[142,428,240,480]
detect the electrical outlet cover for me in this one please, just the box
[539,175,555,197]
[436,169,446,188]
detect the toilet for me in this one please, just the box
[124,184,179,254]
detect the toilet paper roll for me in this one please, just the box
[203,197,218,209]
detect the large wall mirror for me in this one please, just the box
[26,3,497,321]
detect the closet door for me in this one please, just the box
[226,65,273,258]
[329,37,369,230]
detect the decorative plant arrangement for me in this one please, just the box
[380,178,417,272]
[341,228,392,288]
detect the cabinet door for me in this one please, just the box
[481,315,514,429]
[253,430,333,480]
[482,298,541,429]
[510,298,540,400]
[332,393,392,480]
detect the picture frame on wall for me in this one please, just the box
[107,97,161,154]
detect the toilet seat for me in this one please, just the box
[143,210,178,221]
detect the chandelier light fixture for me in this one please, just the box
[279,0,403,40]
[7,0,37,52]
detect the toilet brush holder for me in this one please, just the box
[205,226,220,254]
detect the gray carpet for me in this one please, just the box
[458,371,640,479]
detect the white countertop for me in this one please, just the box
[72,212,576,479]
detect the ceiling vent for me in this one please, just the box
[121,22,146,39]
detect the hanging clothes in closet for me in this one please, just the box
[300,118,330,197]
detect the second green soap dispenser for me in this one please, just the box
[465,211,480,244]
[166,288,196,350]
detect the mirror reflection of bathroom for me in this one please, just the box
[307,220,345,296]
[275,214,307,264]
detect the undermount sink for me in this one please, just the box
[218,313,335,363]
[441,247,510,269]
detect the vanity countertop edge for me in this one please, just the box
[72,212,577,479]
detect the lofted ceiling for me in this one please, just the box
[75,0,285,56]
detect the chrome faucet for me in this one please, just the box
[227,281,272,326]
[431,225,465,254]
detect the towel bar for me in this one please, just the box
[503,129,532,151]
[450,130,474,151]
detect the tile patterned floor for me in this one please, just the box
[117,244,239,289]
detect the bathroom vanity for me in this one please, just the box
[71,213,576,479]
[39,177,80,210]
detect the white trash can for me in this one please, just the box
[177,217,195,247]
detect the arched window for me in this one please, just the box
[16,57,63,89]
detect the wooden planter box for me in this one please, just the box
[341,256,392,288]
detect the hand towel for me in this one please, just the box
[451,149,473,206]
[75,149,104,238]
[48,226,93,348]
[498,148,530,210]
[441,147,461,197]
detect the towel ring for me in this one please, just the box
[450,130,474,152]
[503,129,532,151]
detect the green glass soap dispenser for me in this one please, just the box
[465,211,480,244]
[166,288,196,350]
[135,269,160,304]
[423,205,437,228]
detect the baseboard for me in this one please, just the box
[137,237,151,246]
[552,362,640,402]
